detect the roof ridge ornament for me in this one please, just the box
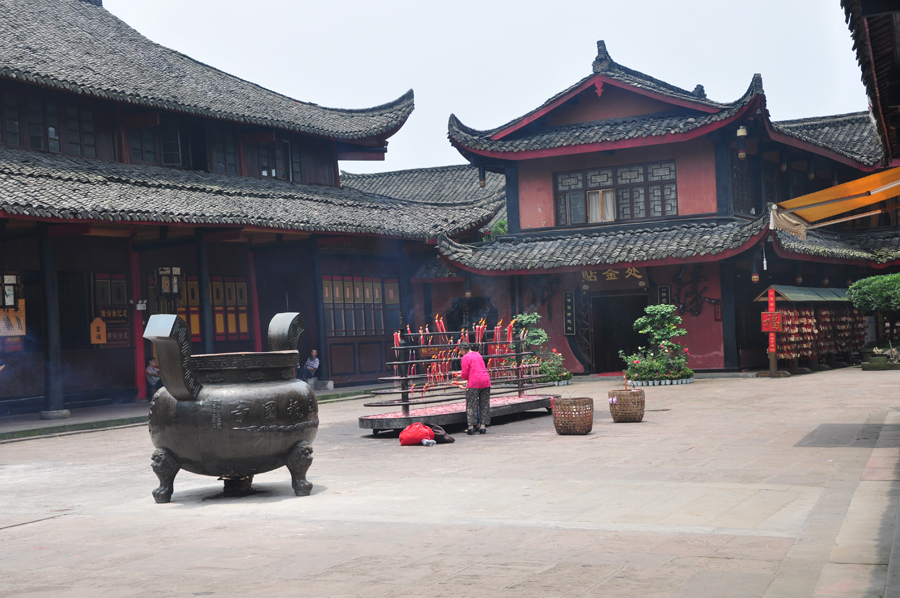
[692,85,706,99]
[592,40,613,73]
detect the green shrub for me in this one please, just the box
[619,304,693,380]
[513,311,570,381]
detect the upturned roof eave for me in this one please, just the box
[435,227,769,276]
[0,72,415,142]
[486,73,721,142]
[448,97,760,161]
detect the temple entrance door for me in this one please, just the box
[591,294,649,373]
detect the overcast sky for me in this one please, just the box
[104,0,866,175]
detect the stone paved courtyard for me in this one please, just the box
[2,368,900,597]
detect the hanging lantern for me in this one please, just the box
[751,259,760,283]
[779,151,789,173]
[794,264,803,285]
[807,159,816,181]
[736,126,748,160]
[1,273,21,307]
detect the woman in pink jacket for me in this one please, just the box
[458,342,491,435]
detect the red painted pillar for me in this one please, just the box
[248,251,263,352]
[129,238,147,399]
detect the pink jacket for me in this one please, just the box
[460,351,491,389]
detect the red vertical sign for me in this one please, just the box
[767,289,776,354]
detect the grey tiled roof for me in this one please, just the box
[411,258,460,280]
[589,41,729,109]
[449,40,877,167]
[776,228,900,264]
[771,112,881,166]
[437,216,770,272]
[447,39,762,155]
[449,74,760,154]
[341,164,505,206]
[0,0,414,140]
[341,165,506,236]
[0,148,494,239]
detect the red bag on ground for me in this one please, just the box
[399,422,435,446]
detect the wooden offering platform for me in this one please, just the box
[359,394,556,433]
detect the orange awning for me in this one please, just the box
[777,167,900,223]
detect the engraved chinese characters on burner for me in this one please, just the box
[287,398,302,421]
[231,402,250,424]
[211,400,222,429]
[263,401,277,420]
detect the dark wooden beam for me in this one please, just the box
[47,223,92,237]
[309,238,329,380]
[121,111,160,129]
[203,229,243,243]
[859,0,900,17]
[195,230,214,354]
[239,130,276,145]
[336,152,385,161]
[37,223,68,419]
[505,163,520,234]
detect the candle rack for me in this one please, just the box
[359,323,559,433]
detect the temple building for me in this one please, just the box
[0,0,498,415]
[3,1,900,417]
[435,41,900,375]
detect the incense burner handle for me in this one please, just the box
[143,314,202,401]
[267,312,306,351]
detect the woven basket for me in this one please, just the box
[551,397,594,435]
[607,389,645,423]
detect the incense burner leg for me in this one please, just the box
[223,476,254,497]
[151,448,180,504]
[286,440,314,496]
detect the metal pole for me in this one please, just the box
[37,224,68,419]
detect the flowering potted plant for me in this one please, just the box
[618,305,694,386]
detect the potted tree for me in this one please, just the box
[618,304,694,387]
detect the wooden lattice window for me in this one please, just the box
[214,130,238,174]
[0,92,20,146]
[161,121,181,166]
[27,99,61,153]
[258,141,288,180]
[65,106,96,157]
[129,127,158,163]
[555,161,676,226]
[763,160,781,205]
[323,276,395,338]
[732,151,755,215]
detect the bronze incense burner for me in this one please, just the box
[144,313,317,503]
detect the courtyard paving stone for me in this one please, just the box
[1,368,899,596]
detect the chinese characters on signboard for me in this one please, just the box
[766,289,777,354]
[580,266,647,291]
[563,293,575,335]
[761,312,782,332]
[657,285,670,305]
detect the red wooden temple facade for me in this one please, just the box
[0,0,500,415]
[434,41,900,375]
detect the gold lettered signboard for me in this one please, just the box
[579,266,648,291]
[563,292,575,335]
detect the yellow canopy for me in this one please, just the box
[777,167,900,223]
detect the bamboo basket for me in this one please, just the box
[607,389,645,423]
[551,397,594,435]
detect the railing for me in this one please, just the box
[363,329,555,416]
